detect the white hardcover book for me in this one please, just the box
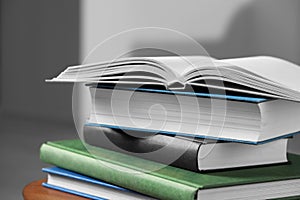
[86,87,300,144]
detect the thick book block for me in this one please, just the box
[87,86,300,144]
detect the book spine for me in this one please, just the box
[40,143,197,200]
[166,80,186,90]
[84,126,201,172]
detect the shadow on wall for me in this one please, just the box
[129,2,255,58]
[131,0,300,64]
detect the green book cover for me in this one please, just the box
[40,139,300,200]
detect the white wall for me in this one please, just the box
[80,0,254,60]
[80,0,300,62]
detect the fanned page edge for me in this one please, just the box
[184,56,300,101]
[46,56,300,101]
[47,56,217,90]
[47,57,178,85]
[220,56,300,93]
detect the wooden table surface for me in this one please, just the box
[23,179,88,200]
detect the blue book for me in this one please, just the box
[42,167,155,200]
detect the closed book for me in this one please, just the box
[43,167,155,200]
[40,139,300,200]
[86,86,300,144]
[84,125,288,172]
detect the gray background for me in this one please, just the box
[0,0,300,199]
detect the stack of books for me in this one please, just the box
[41,56,300,200]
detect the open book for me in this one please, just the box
[48,56,300,101]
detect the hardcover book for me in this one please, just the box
[43,167,155,200]
[86,86,300,144]
[40,139,300,200]
[84,125,288,171]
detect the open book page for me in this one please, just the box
[48,55,300,100]
[220,56,300,93]
[49,56,215,86]
[148,56,215,77]
[145,56,216,88]
[49,58,174,84]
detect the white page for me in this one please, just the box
[147,56,215,76]
[219,56,300,92]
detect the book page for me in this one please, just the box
[220,56,300,92]
[148,56,215,77]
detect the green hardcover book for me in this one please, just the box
[40,140,300,200]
